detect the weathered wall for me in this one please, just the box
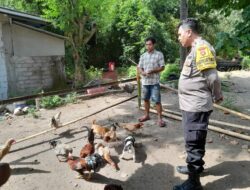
[0,22,8,100]
[12,24,65,57]
[1,18,66,98]
[10,56,66,96]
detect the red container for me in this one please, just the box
[108,62,115,71]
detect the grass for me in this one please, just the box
[221,96,239,111]
[27,107,40,119]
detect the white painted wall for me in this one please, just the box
[0,22,8,100]
[12,24,65,57]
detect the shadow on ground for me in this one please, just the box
[204,161,250,190]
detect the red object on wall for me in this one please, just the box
[87,87,106,95]
[108,62,115,71]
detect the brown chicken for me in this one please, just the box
[0,163,11,187]
[115,122,144,133]
[0,138,16,161]
[96,143,118,170]
[103,124,117,142]
[67,155,92,180]
[80,127,95,158]
[91,120,110,137]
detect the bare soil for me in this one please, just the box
[0,71,249,190]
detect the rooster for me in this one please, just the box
[114,122,144,133]
[67,153,104,180]
[49,140,73,162]
[0,138,16,161]
[0,163,11,187]
[96,143,118,170]
[80,127,95,158]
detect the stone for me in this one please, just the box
[241,145,249,149]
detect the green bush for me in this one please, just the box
[27,107,40,119]
[86,66,103,83]
[64,92,77,104]
[160,63,180,82]
[117,66,129,77]
[127,65,137,78]
[241,56,250,70]
[40,95,64,109]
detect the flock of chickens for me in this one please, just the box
[0,113,144,188]
[49,119,144,184]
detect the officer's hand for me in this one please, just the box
[215,96,223,104]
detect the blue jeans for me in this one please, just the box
[142,84,161,103]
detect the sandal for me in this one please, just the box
[158,120,166,127]
[138,116,150,122]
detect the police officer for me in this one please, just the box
[174,18,223,190]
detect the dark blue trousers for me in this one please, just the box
[182,110,212,173]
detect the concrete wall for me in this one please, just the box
[10,55,66,96]
[1,18,66,98]
[0,22,8,100]
[12,24,65,57]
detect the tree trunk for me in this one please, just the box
[180,0,188,68]
[73,51,85,87]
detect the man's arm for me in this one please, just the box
[202,69,223,104]
[147,66,165,74]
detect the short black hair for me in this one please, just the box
[178,18,200,34]
[145,37,156,44]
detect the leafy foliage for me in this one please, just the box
[40,95,64,109]
[160,63,180,82]
[127,65,137,78]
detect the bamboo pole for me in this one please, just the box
[141,107,250,141]
[15,95,137,144]
[160,83,250,121]
[136,66,141,108]
[162,108,250,131]
[128,58,141,109]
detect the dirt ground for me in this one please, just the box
[0,71,250,190]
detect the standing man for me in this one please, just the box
[138,37,166,127]
[174,18,223,190]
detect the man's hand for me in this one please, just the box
[214,96,223,104]
[141,71,151,76]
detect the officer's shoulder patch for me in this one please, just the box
[195,44,216,71]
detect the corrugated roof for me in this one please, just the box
[0,6,46,23]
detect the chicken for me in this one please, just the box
[67,155,91,180]
[104,184,123,190]
[91,120,110,137]
[122,84,135,94]
[115,122,144,133]
[80,127,95,158]
[103,124,117,142]
[49,140,73,162]
[0,138,16,161]
[96,143,118,170]
[68,153,104,180]
[50,112,62,129]
[0,163,11,187]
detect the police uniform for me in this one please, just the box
[178,37,223,173]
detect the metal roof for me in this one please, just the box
[0,6,47,23]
